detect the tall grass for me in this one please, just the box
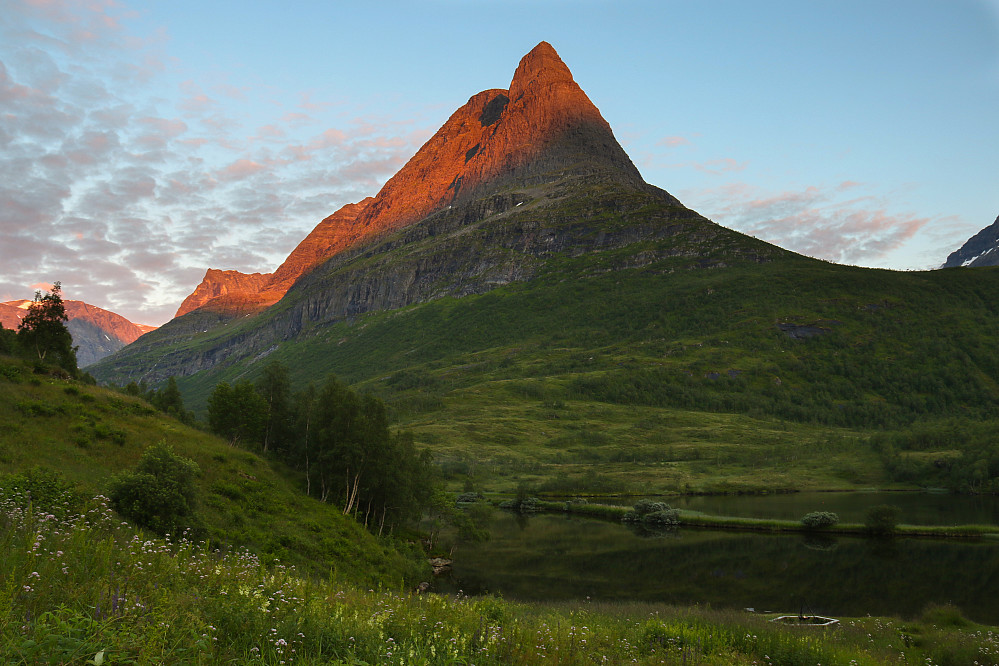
[3,491,998,664]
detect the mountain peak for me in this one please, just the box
[173,41,646,320]
[510,41,575,96]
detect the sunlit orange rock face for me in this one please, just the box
[179,41,639,319]
[321,40,643,253]
[266,197,375,295]
[175,270,273,317]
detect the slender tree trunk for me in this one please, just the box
[344,472,361,515]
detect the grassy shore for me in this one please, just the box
[537,499,999,540]
[3,491,998,665]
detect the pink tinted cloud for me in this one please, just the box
[298,91,332,112]
[281,111,312,125]
[692,158,748,175]
[219,158,266,180]
[178,80,215,113]
[656,135,692,147]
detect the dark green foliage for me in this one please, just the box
[15,282,77,375]
[207,380,267,446]
[152,376,183,414]
[873,420,999,493]
[107,442,201,535]
[498,496,539,513]
[643,508,680,527]
[143,376,196,424]
[865,504,901,536]
[800,511,839,529]
[256,361,292,453]
[632,499,671,516]
[0,324,17,355]
[499,482,540,513]
[240,374,440,534]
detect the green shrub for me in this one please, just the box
[108,442,201,535]
[800,511,839,529]
[621,499,680,525]
[498,496,539,513]
[643,507,680,527]
[865,504,900,536]
[623,499,676,524]
[921,602,971,628]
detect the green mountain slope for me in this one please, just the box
[163,255,999,493]
[0,356,421,585]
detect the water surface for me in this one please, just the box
[440,511,999,624]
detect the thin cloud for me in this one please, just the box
[692,182,933,265]
[656,135,692,147]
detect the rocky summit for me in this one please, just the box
[90,42,779,387]
[942,214,999,268]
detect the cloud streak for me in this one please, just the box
[691,181,934,266]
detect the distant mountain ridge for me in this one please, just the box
[942,214,999,268]
[1,299,155,367]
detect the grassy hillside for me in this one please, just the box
[161,256,999,494]
[0,355,422,586]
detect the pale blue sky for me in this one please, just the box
[2,0,997,324]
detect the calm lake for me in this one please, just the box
[438,493,999,624]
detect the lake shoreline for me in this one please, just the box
[521,498,999,540]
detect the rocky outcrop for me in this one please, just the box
[942,214,999,268]
[175,270,273,317]
[174,200,375,319]
[1,298,155,367]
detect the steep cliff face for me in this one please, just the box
[943,214,999,268]
[1,299,155,367]
[90,42,783,386]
